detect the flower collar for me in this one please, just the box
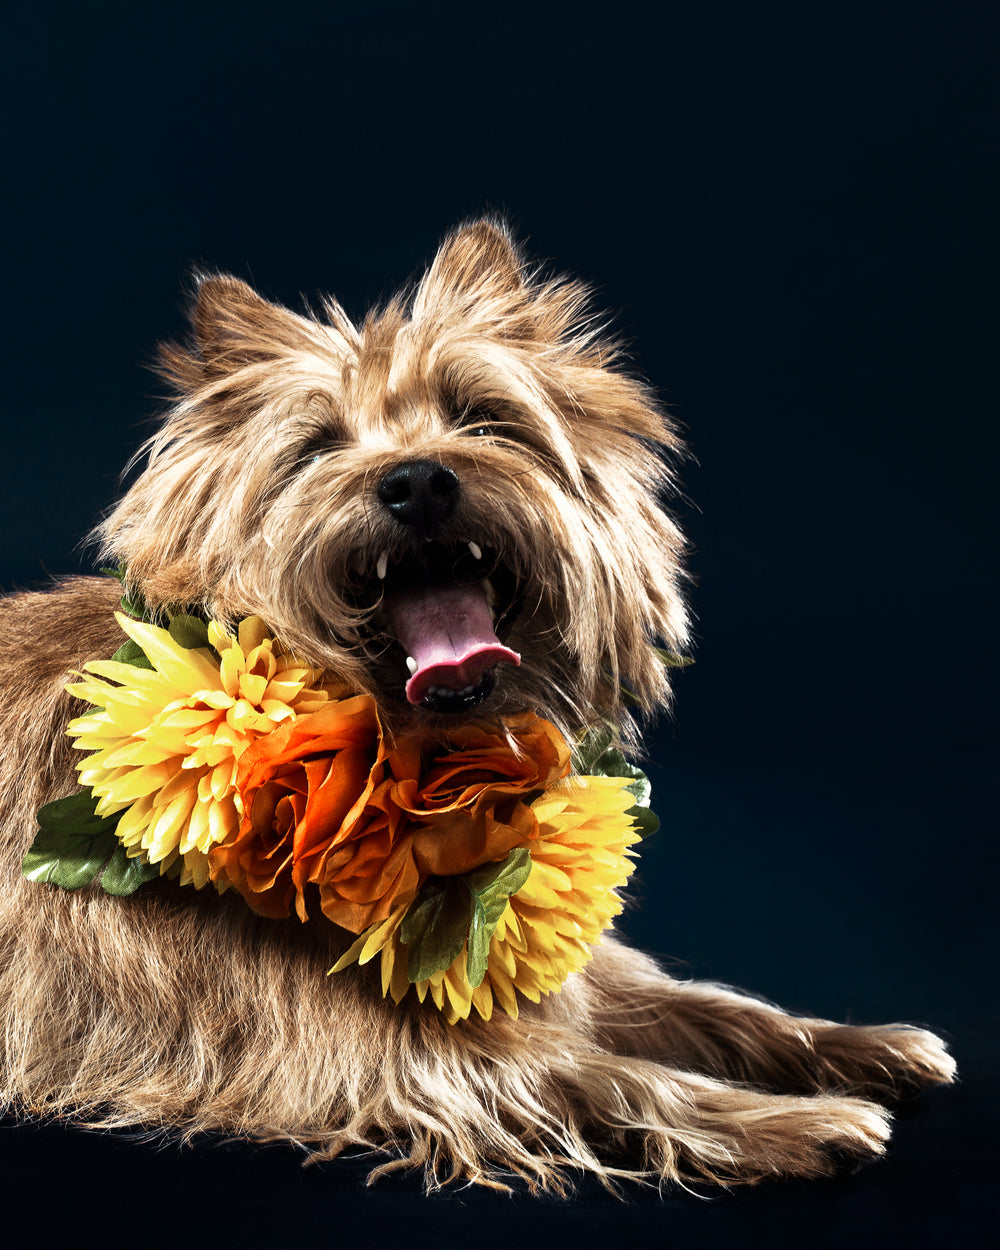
[24,581,661,1024]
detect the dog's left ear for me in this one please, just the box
[413,219,525,317]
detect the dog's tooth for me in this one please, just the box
[377,551,389,581]
[406,656,417,675]
[468,541,482,561]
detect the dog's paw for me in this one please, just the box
[867,1024,957,1094]
[811,1023,957,1103]
[624,1067,893,1188]
[705,1093,891,1185]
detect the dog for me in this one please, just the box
[0,220,954,1193]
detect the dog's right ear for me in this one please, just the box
[193,274,267,353]
[189,274,315,374]
[158,273,333,395]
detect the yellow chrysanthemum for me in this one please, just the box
[67,613,340,887]
[331,774,642,1024]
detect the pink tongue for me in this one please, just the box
[386,582,521,705]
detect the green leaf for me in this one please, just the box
[654,646,694,668]
[110,638,154,670]
[464,848,532,988]
[22,825,121,890]
[119,582,156,623]
[98,845,161,895]
[167,613,212,651]
[106,562,213,638]
[36,790,115,836]
[24,789,158,896]
[397,849,535,988]
[572,724,661,840]
[103,564,165,625]
[627,804,660,838]
[571,723,616,775]
[399,877,473,983]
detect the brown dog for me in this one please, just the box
[0,221,954,1192]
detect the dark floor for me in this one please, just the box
[0,1034,988,1250]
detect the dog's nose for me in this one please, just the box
[377,459,460,538]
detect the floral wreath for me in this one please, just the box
[23,574,678,1025]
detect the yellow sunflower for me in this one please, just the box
[331,774,642,1024]
[67,613,340,887]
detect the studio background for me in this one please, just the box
[2,2,994,1246]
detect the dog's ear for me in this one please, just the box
[413,219,526,316]
[193,275,268,352]
[158,274,343,396]
[188,274,316,373]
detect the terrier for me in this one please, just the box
[0,220,954,1192]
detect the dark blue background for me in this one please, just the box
[2,2,994,1245]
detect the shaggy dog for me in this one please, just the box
[0,220,954,1192]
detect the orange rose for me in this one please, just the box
[389,712,570,818]
[209,695,386,920]
[389,712,570,877]
[301,713,570,932]
[214,702,573,936]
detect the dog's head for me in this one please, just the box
[99,221,687,740]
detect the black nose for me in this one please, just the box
[377,459,460,538]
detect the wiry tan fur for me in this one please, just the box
[0,221,953,1193]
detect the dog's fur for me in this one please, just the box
[0,221,954,1193]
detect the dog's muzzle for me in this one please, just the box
[372,461,521,712]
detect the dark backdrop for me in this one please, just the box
[2,2,995,1246]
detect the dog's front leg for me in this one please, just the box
[581,939,956,1100]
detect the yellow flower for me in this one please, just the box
[67,613,340,887]
[64,608,650,1025]
[331,774,642,1024]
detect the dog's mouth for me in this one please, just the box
[364,541,523,713]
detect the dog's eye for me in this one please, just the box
[299,435,341,466]
[457,406,496,437]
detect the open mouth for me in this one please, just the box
[365,540,522,713]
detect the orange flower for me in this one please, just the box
[388,713,569,820]
[387,712,569,879]
[212,705,571,934]
[310,712,570,930]
[209,695,387,920]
